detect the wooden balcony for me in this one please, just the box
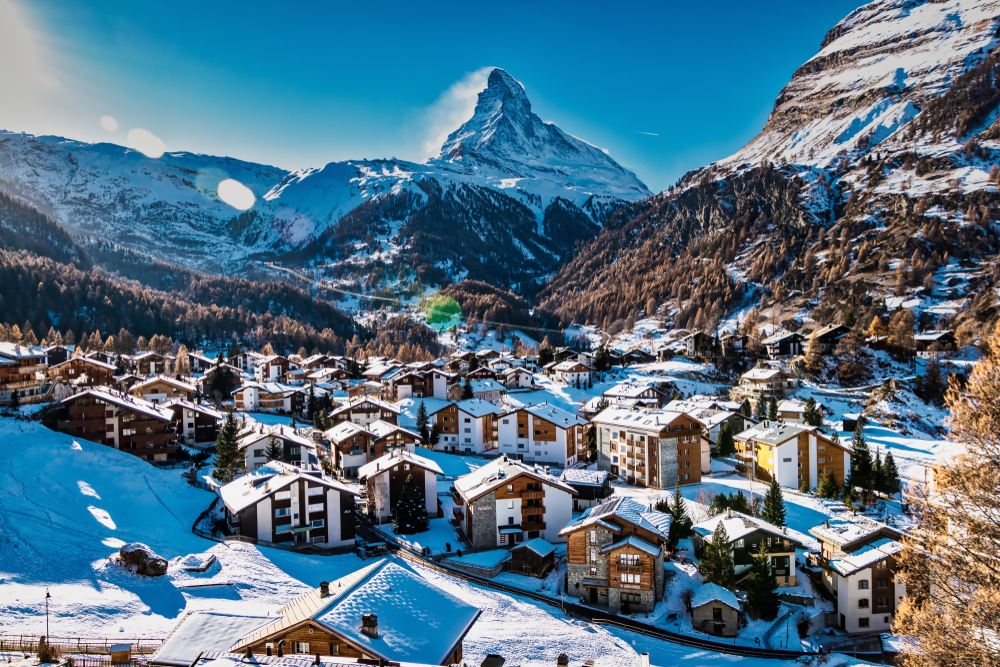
[521,490,544,500]
[522,521,546,532]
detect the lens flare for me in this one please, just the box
[127,128,165,158]
[217,178,255,210]
[100,116,118,131]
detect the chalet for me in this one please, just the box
[552,360,590,386]
[452,455,575,548]
[719,332,749,357]
[233,383,305,414]
[358,449,443,522]
[330,396,400,427]
[392,369,450,400]
[808,517,905,635]
[693,509,806,587]
[132,351,173,377]
[762,331,804,359]
[732,367,798,405]
[448,378,506,404]
[0,342,48,405]
[452,399,504,454]
[58,388,177,462]
[593,406,709,487]
[680,331,715,359]
[496,403,589,468]
[187,351,216,374]
[914,330,957,359]
[326,420,419,478]
[285,368,308,386]
[777,399,826,424]
[618,348,655,365]
[255,355,291,382]
[603,382,666,408]
[162,399,224,446]
[219,461,357,547]
[42,345,73,367]
[239,423,319,471]
[508,537,556,578]
[229,559,480,664]
[812,324,852,354]
[475,348,501,362]
[346,381,389,400]
[130,375,197,404]
[559,496,671,612]
[231,351,265,372]
[86,350,117,365]
[560,467,612,510]
[501,367,533,389]
[467,366,499,381]
[114,373,144,392]
[691,583,741,637]
[307,367,351,385]
[48,357,116,388]
[734,421,852,490]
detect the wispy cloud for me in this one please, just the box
[420,67,495,158]
[636,131,659,136]
[0,0,64,130]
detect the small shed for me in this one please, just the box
[444,549,511,579]
[690,583,740,637]
[560,468,612,511]
[842,413,865,434]
[508,538,556,578]
[110,645,132,664]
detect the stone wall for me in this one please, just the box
[469,491,497,549]
[657,436,680,489]
[596,426,614,472]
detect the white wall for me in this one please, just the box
[496,497,522,547]
[432,375,447,399]
[544,488,573,544]
[256,496,273,539]
[326,487,351,547]
[774,440,798,489]
[808,433,818,491]
[423,470,438,516]
[397,384,413,400]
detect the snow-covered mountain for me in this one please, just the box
[0,68,648,287]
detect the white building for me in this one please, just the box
[552,360,591,386]
[357,449,443,522]
[496,402,588,468]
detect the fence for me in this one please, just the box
[0,634,162,656]
[190,528,354,556]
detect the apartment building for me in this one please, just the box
[453,399,504,454]
[0,342,48,405]
[232,383,305,413]
[58,388,177,462]
[452,455,575,548]
[48,357,116,389]
[325,420,419,478]
[593,406,709,488]
[732,367,798,406]
[496,403,588,468]
[129,375,197,404]
[734,421,852,490]
[358,449,443,522]
[239,422,319,471]
[162,399,224,446]
[808,517,905,635]
[693,509,806,587]
[330,396,400,427]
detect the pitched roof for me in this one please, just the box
[741,368,785,381]
[516,537,557,558]
[237,423,314,451]
[152,612,272,667]
[691,582,740,610]
[331,396,399,415]
[132,375,197,393]
[60,387,172,422]
[233,559,480,665]
[592,406,699,430]
[692,510,808,548]
[599,534,661,557]
[357,448,443,479]
[455,398,504,418]
[219,461,356,514]
[514,402,587,428]
[0,342,44,359]
[454,455,576,501]
[559,496,671,541]
[828,537,903,576]
[560,467,609,487]
[49,356,117,371]
[162,399,225,421]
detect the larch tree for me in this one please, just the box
[804,331,825,377]
[895,320,1000,667]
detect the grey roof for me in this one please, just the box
[559,496,671,541]
[152,612,272,667]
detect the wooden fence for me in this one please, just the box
[0,634,162,656]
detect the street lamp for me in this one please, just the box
[45,589,51,638]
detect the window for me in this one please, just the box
[620,593,641,604]
[295,642,308,655]
[289,447,300,456]
[589,548,597,563]
[619,553,639,566]
[275,508,291,518]
[307,503,324,513]
[620,573,640,584]
[310,519,324,528]
[275,491,291,501]
[876,596,888,608]
[735,539,744,548]
[858,580,869,590]
[713,607,723,621]
[507,517,514,525]
[308,486,324,496]
[464,417,471,423]
[508,500,514,509]
[858,618,870,628]
[590,530,597,544]
[254,449,265,458]
[275,524,292,534]
[507,484,513,493]
[858,599,870,608]
[502,419,509,424]
[818,445,826,452]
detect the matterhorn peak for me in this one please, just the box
[482,68,531,112]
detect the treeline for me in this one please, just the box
[440,280,537,329]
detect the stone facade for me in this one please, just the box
[468,491,497,549]
[596,426,614,471]
[609,585,656,613]
[657,436,680,489]
[567,525,615,606]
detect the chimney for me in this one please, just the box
[361,614,379,639]
[556,655,569,666]
[726,508,732,519]
[640,654,650,667]
[319,581,329,597]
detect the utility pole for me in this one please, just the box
[45,589,51,638]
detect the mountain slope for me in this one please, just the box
[0,69,647,294]
[536,0,1000,343]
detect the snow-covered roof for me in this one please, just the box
[914,330,954,342]
[604,382,659,399]
[828,537,903,576]
[470,379,505,394]
[0,342,44,359]
[599,534,661,558]
[762,331,802,345]
[162,398,225,421]
[357,448,443,479]
[324,421,370,443]
[455,398,504,418]
[514,402,587,428]
[553,360,588,371]
[559,496,671,541]
[237,423,314,451]
[741,368,785,381]
[61,387,172,422]
[693,510,808,548]
[592,406,700,431]
[395,397,456,428]
[49,356,117,371]
[454,454,576,501]
[560,467,609,487]
[516,537,556,558]
[368,419,421,441]
[808,516,901,551]
[691,582,740,610]
[153,611,273,667]
[331,395,399,415]
[232,382,304,397]
[235,559,480,665]
[444,549,511,569]
[131,375,197,394]
[219,461,355,513]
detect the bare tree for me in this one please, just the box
[366,474,389,527]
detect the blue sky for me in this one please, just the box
[2,0,863,192]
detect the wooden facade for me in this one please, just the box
[57,390,177,462]
[48,357,116,388]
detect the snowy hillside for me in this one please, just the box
[0,69,647,289]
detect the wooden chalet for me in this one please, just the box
[132,351,173,377]
[693,509,805,587]
[48,356,116,388]
[357,449,443,522]
[163,399,224,446]
[507,537,556,578]
[58,388,178,462]
[129,375,197,404]
[325,420,419,478]
[0,342,49,405]
[229,559,481,664]
[329,396,399,427]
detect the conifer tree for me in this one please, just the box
[873,449,885,499]
[416,400,429,442]
[817,469,839,499]
[717,422,735,457]
[698,523,736,588]
[753,397,768,421]
[429,422,441,448]
[804,331,824,377]
[741,399,752,417]
[881,452,901,497]
[7,390,20,413]
[212,409,245,483]
[668,481,692,546]
[761,477,787,526]
[393,474,429,534]
[849,422,874,504]
[803,398,823,427]
[462,376,473,400]
[306,385,317,421]
[744,541,780,620]
[768,397,778,421]
[264,435,282,462]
